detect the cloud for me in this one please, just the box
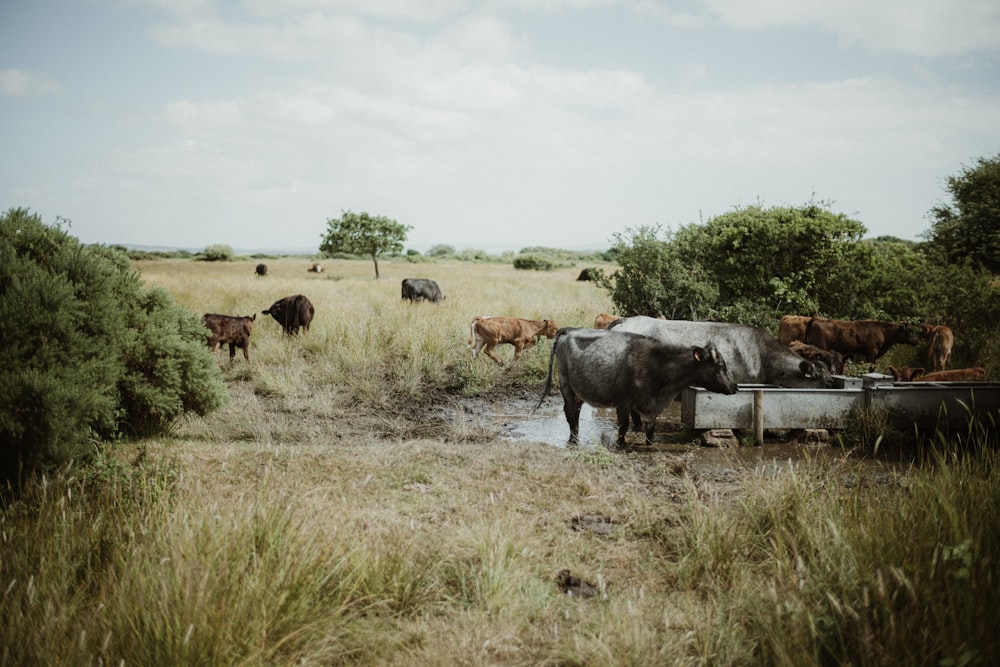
[0,68,63,97]
[698,0,1000,56]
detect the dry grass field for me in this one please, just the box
[3,256,998,666]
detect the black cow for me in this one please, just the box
[203,313,255,361]
[577,268,598,281]
[610,316,833,388]
[255,263,268,277]
[536,327,737,446]
[401,278,444,303]
[262,294,314,335]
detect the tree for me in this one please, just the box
[0,208,227,487]
[599,225,719,321]
[925,154,1000,274]
[319,210,411,278]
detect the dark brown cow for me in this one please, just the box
[804,317,920,365]
[788,339,845,374]
[204,313,255,362]
[308,262,323,273]
[923,324,954,372]
[262,294,314,335]
[890,366,986,382]
[255,263,268,276]
[468,316,558,366]
[779,315,813,345]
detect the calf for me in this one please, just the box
[468,316,558,366]
[255,263,268,277]
[308,262,323,273]
[203,313,255,362]
[804,317,920,365]
[401,278,444,303]
[262,294,314,335]
[890,366,986,383]
[923,324,954,372]
[788,339,845,374]
[537,327,737,446]
[593,313,622,330]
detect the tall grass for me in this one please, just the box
[3,256,998,665]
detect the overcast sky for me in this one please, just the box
[2,0,999,252]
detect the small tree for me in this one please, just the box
[319,210,411,278]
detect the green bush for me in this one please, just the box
[202,244,234,261]
[512,254,554,271]
[0,209,228,486]
[427,244,455,257]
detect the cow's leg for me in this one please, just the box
[615,405,631,447]
[510,341,525,362]
[242,342,250,362]
[228,342,237,360]
[484,343,505,366]
[563,397,582,444]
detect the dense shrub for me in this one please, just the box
[0,208,227,486]
[426,244,455,257]
[202,244,234,261]
[512,254,554,271]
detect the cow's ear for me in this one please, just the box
[913,368,926,378]
[692,346,704,362]
[800,360,815,378]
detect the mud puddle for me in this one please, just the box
[489,395,909,481]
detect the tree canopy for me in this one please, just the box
[319,210,411,278]
[925,153,1000,274]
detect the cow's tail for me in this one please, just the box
[467,316,487,353]
[533,328,563,413]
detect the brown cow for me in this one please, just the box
[468,316,558,366]
[922,324,954,372]
[308,262,324,273]
[204,313,255,362]
[262,294,314,335]
[594,313,623,330]
[804,317,920,365]
[779,315,813,345]
[890,366,986,382]
[788,339,845,374]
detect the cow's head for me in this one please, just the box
[890,366,924,382]
[541,319,559,338]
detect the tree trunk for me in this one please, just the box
[372,252,380,279]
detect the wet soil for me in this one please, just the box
[450,385,912,488]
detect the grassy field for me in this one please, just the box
[3,256,999,666]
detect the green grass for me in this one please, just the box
[2,256,998,665]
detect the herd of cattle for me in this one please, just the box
[201,269,987,445]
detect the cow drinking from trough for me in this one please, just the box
[890,366,986,383]
[610,316,833,388]
[536,327,737,446]
[468,316,558,366]
[203,313,256,362]
[262,294,314,335]
[401,278,444,303]
[788,340,846,375]
[804,317,920,366]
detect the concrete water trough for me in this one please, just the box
[681,374,1000,441]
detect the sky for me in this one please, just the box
[2,0,999,253]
